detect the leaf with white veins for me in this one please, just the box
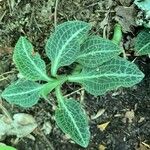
[68,57,144,96]
[134,0,150,11]
[55,98,90,148]
[46,21,91,76]
[1,80,42,107]
[77,36,121,67]
[135,30,150,55]
[13,37,51,81]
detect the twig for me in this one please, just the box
[0,70,16,82]
[0,100,12,121]
[132,57,137,63]
[80,89,85,104]
[54,0,59,28]
[7,0,12,15]
[0,70,16,78]
[0,10,7,22]
[0,77,8,82]
[122,48,127,59]
[64,88,84,98]
[37,127,54,150]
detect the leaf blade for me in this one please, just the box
[69,57,144,96]
[77,36,121,67]
[1,80,42,107]
[134,0,150,11]
[135,30,150,55]
[55,98,90,147]
[13,37,50,81]
[46,21,91,76]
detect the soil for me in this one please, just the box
[0,0,150,150]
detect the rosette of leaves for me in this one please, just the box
[1,21,144,148]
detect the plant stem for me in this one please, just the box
[111,23,122,45]
[112,23,126,58]
[55,86,64,106]
[51,65,57,78]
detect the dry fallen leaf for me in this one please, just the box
[13,113,36,125]
[97,121,110,131]
[138,117,145,123]
[118,0,133,6]
[115,6,138,33]
[0,113,37,140]
[91,109,105,120]
[99,144,106,150]
[41,121,52,135]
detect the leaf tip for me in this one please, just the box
[80,135,90,148]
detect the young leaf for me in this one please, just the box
[46,21,91,76]
[13,37,51,81]
[1,80,42,107]
[55,98,90,148]
[77,36,121,68]
[68,57,144,96]
[135,30,150,55]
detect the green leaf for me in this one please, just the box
[77,36,121,68]
[0,145,16,150]
[1,80,42,107]
[46,21,91,76]
[13,37,51,81]
[135,30,150,55]
[55,98,90,147]
[134,0,150,11]
[68,57,144,96]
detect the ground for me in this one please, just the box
[0,0,150,150]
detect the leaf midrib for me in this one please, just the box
[52,26,88,72]
[78,49,119,59]
[3,86,42,97]
[138,42,150,54]
[69,73,143,81]
[22,39,50,81]
[59,100,86,146]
